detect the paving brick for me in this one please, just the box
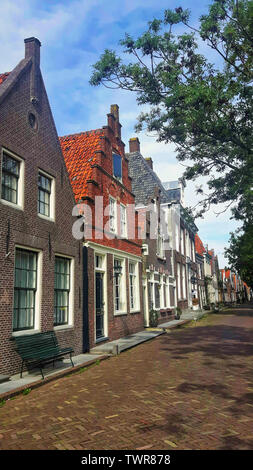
[0,307,253,449]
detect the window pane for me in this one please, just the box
[54,257,70,325]
[38,173,51,216]
[13,249,37,331]
[3,154,19,176]
[113,154,122,179]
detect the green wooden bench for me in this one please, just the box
[11,331,74,379]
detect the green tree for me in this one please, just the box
[225,223,253,287]
[90,0,253,218]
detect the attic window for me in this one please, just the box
[28,112,38,130]
[113,153,122,180]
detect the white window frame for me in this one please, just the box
[120,203,127,238]
[175,223,180,252]
[182,265,186,299]
[165,275,170,308]
[113,256,127,315]
[0,148,24,211]
[180,228,185,255]
[38,169,55,222]
[109,196,117,234]
[148,272,155,310]
[94,251,108,340]
[177,262,181,300]
[12,245,42,337]
[54,254,74,330]
[129,260,140,312]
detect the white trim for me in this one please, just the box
[54,253,74,328]
[113,255,127,315]
[129,259,140,313]
[12,245,42,335]
[38,168,56,221]
[109,195,117,234]
[84,241,142,262]
[120,203,127,238]
[94,251,108,341]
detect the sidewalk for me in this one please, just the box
[0,311,201,400]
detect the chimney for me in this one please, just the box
[129,137,140,153]
[24,37,41,66]
[145,157,153,169]
[110,104,119,121]
[109,104,121,139]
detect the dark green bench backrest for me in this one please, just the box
[14,331,60,360]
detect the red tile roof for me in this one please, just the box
[0,72,10,86]
[195,234,205,256]
[59,130,104,202]
[225,269,231,279]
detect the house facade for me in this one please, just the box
[164,183,198,312]
[219,269,248,304]
[195,234,207,310]
[60,106,144,350]
[127,138,176,326]
[0,38,83,376]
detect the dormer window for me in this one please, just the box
[113,153,122,181]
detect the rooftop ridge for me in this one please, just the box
[60,128,104,140]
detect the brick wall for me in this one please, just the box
[0,40,83,375]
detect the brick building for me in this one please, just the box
[0,38,83,376]
[195,234,207,309]
[60,106,144,350]
[127,138,176,326]
[163,181,198,312]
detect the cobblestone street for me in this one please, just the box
[1,306,253,450]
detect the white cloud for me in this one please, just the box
[0,0,239,270]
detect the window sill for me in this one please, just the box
[38,213,55,223]
[54,325,73,331]
[114,311,127,316]
[130,309,141,314]
[1,199,23,211]
[96,336,109,344]
[12,329,40,337]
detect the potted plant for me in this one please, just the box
[149,308,159,327]
[192,298,199,311]
[175,307,182,320]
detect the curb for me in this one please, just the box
[0,318,198,402]
[0,354,110,402]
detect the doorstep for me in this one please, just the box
[90,329,165,355]
[158,318,192,329]
[0,353,108,401]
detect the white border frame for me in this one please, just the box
[12,245,42,337]
[54,253,75,331]
[94,250,108,342]
[38,168,56,222]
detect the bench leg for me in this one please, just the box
[39,365,45,380]
[70,353,74,368]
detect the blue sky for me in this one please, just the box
[0,0,240,267]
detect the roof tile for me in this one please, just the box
[59,130,104,202]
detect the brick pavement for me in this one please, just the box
[0,305,253,450]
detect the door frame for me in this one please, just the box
[94,251,108,342]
